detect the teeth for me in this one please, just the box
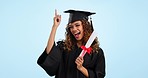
[75,32,80,35]
[78,32,80,34]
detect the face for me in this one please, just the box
[68,21,84,41]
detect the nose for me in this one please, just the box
[71,26,77,31]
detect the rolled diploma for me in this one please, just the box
[79,31,97,57]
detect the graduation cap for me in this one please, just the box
[64,9,96,31]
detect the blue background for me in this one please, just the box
[0,0,148,78]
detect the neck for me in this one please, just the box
[77,41,82,47]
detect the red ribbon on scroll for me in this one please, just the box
[80,46,92,54]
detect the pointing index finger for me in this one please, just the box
[55,9,57,16]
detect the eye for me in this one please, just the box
[75,24,80,27]
[68,25,73,29]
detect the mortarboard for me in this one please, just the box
[64,9,96,31]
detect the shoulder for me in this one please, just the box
[56,40,65,50]
[57,40,65,45]
[97,47,105,56]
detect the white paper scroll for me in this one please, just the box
[79,31,98,57]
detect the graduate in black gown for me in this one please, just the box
[37,9,106,78]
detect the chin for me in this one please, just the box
[76,39,81,41]
[76,38,82,41]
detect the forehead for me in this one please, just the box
[68,20,82,26]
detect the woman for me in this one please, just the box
[37,9,106,78]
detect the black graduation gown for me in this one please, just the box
[37,41,105,78]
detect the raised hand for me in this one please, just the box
[53,9,61,27]
[46,9,61,54]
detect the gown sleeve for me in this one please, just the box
[87,48,106,78]
[37,42,63,76]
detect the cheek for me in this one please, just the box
[81,31,84,36]
[81,27,84,34]
[70,29,73,34]
[69,29,75,36]
[70,29,72,33]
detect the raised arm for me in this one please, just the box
[46,10,61,54]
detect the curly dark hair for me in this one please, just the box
[64,20,100,53]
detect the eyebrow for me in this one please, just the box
[75,22,80,25]
[68,22,81,27]
[73,22,81,26]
